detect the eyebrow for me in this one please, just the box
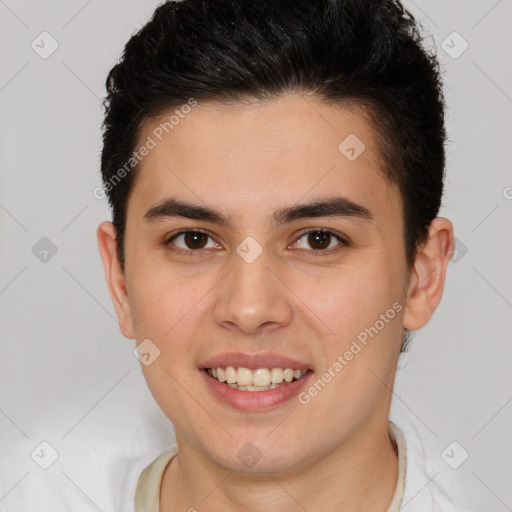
[143,195,373,226]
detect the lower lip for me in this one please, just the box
[200,369,313,411]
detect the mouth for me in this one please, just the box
[204,366,311,391]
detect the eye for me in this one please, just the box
[164,228,348,256]
[165,229,219,252]
[293,229,348,254]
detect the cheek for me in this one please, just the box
[298,277,402,439]
[132,289,197,354]
[128,252,197,337]
[128,264,212,382]
[130,272,204,417]
[297,253,404,412]
[295,255,400,345]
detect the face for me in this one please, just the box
[100,93,435,474]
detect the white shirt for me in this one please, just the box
[126,420,454,512]
[0,417,469,511]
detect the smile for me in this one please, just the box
[205,366,309,391]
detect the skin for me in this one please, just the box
[97,92,454,512]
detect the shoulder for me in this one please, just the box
[127,446,179,512]
[394,420,457,511]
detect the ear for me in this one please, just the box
[96,221,135,339]
[403,217,455,330]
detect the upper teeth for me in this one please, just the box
[207,366,307,387]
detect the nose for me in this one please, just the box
[213,245,293,335]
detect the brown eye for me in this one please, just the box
[166,230,217,251]
[294,229,347,254]
[183,231,208,249]
[307,231,331,250]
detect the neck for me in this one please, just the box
[161,418,399,512]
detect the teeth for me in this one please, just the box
[206,366,308,390]
[270,367,284,384]
[236,367,253,386]
[233,383,281,391]
[225,366,237,384]
[283,368,294,382]
[253,368,271,387]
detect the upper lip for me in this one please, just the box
[200,352,313,371]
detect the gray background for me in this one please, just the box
[0,1,511,510]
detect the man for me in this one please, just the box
[97,0,455,510]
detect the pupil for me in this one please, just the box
[309,231,330,250]
[186,232,207,249]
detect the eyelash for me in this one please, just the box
[164,228,349,257]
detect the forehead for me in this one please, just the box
[129,93,401,226]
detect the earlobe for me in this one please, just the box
[403,218,455,331]
[96,221,135,339]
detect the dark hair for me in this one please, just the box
[100,0,447,352]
